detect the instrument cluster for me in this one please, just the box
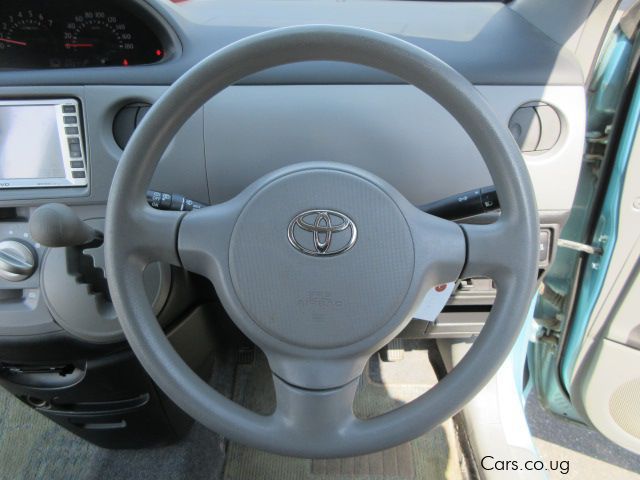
[0,1,167,69]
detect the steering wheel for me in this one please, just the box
[105,25,538,458]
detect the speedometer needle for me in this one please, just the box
[0,37,27,46]
[64,43,94,48]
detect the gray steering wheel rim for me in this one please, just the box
[105,25,539,457]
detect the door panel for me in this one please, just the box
[577,339,640,452]
[531,8,640,454]
[570,104,640,453]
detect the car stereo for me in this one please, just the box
[0,99,87,189]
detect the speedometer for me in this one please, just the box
[64,11,139,67]
[0,1,168,70]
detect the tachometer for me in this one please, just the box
[0,9,56,68]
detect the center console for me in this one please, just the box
[0,203,216,448]
[0,97,218,448]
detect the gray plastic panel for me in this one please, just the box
[0,83,584,214]
[511,0,619,84]
[0,0,583,87]
[83,86,209,204]
[204,84,585,211]
[40,219,171,344]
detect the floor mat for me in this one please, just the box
[223,349,463,480]
[0,361,233,480]
[0,346,464,480]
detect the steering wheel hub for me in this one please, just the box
[229,166,415,349]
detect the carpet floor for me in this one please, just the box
[223,349,463,480]
[0,346,463,480]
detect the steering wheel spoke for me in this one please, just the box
[121,205,185,267]
[405,204,467,289]
[460,221,528,285]
[177,197,244,280]
[121,199,245,284]
[271,372,360,441]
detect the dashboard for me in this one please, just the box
[0,0,592,449]
[0,0,167,69]
[0,0,588,353]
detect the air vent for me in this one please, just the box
[112,103,151,150]
[509,102,561,153]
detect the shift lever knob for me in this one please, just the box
[30,203,102,248]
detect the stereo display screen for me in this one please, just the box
[0,105,66,181]
[0,99,86,189]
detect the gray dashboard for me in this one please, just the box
[0,82,585,213]
[0,0,600,458]
[0,0,588,343]
[0,0,582,87]
[0,0,588,212]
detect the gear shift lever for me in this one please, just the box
[29,203,103,248]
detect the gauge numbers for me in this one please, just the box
[64,11,134,66]
[0,10,55,67]
[0,1,166,70]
